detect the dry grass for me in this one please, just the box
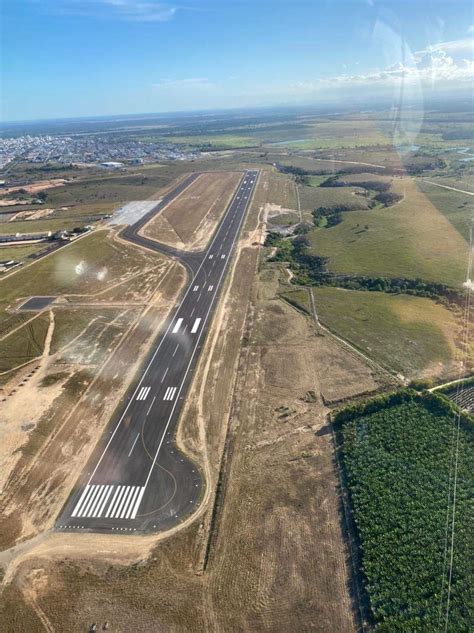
[142,171,242,250]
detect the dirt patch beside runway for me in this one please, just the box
[141,171,242,251]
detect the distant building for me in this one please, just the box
[100,161,124,169]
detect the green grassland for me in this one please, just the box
[0,243,47,264]
[298,184,371,214]
[312,287,459,378]
[156,134,258,148]
[307,177,467,286]
[268,120,391,150]
[417,180,474,242]
[338,394,473,631]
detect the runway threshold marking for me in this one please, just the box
[191,318,201,334]
[172,318,183,334]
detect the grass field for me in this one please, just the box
[338,394,473,631]
[0,243,46,264]
[298,183,371,214]
[417,179,474,242]
[156,134,257,148]
[312,287,460,379]
[307,177,468,286]
[269,120,390,149]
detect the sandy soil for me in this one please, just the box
[9,208,55,222]
[1,179,67,197]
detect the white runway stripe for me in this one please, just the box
[106,486,126,518]
[208,285,214,291]
[192,285,199,291]
[136,386,150,401]
[71,484,92,517]
[125,487,141,519]
[115,486,133,518]
[88,485,109,517]
[120,487,137,519]
[130,488,146,519]
[95,486,113,518]
[209,254,214,259]
[82,485,101,517]
[191,318,201,334]
[163,386,177,401]
[221,253,226,259]
[172,318,183,334]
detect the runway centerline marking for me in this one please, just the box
[146,395,156,416]
[172,344,179,357]
[161,367,169,383]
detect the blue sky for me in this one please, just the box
[1,0,473,121]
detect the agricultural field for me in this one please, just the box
[337,393,473,631]
[312,287,462,380]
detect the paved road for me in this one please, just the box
[56,169,259,534]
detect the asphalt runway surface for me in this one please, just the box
[57,169,259,534]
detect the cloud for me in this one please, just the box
[99,0,176,22]
[284,37,473,97]
[34,0,178,22]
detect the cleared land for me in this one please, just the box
[312,287,462,380]
[141,171,242,250]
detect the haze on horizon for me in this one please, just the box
[1,0,473,123]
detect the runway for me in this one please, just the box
[56,169,259,534]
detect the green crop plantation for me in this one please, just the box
[338,393,473,631]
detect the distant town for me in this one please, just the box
[0,134,198,169]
